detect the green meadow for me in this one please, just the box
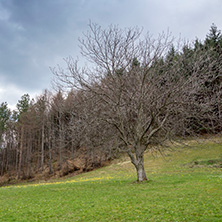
[0,140,222,221]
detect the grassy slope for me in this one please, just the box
[0,140,221,221]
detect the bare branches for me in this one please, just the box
[79,22,142,75]
[51,23,222,182]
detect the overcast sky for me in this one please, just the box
[0,0,222,109]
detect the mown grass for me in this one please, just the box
[0,140,222,221]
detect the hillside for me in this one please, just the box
[0,139,221,221]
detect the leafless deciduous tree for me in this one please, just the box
[53,23,222,182]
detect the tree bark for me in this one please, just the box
[48,126,53,174]
[136,161,148,182]
[128,150,148,182]
[1,149,5,176]
[17,126,24,179]
[58,117,63,169]
[41,124,44,172]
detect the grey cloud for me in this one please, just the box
[0,0,78,91]
[0,0,222,108]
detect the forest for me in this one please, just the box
[0,24,222,183]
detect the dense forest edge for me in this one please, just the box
[0,24,222,185]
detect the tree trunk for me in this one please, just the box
[71,140,74,159]
[48,126,53,174]
[1,149,5,176]
[136,162,147,182]
[17,126,24,179]
[58,118,63,169]
[15,147,19,174]
[27,133,32,178]
[128,149,148,182]
[37,132,41,170]
[48,142,53,174]
[41,124,44,172]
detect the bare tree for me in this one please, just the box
[53,23,221,182]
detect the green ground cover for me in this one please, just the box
[0,141,221,221]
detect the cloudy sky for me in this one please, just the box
[0,0,222,109]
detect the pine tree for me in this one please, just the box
[16,94,31,179]
[205,23,222,50]
[0,102,11,147]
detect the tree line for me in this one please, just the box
[0,24,222,182]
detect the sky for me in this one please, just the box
[0,0,222,110]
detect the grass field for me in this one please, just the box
[0,140,222,221]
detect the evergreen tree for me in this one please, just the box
[205,23,222,49]
[16,94,30,116]
[15,94,31,179]
[0,102,11,147]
